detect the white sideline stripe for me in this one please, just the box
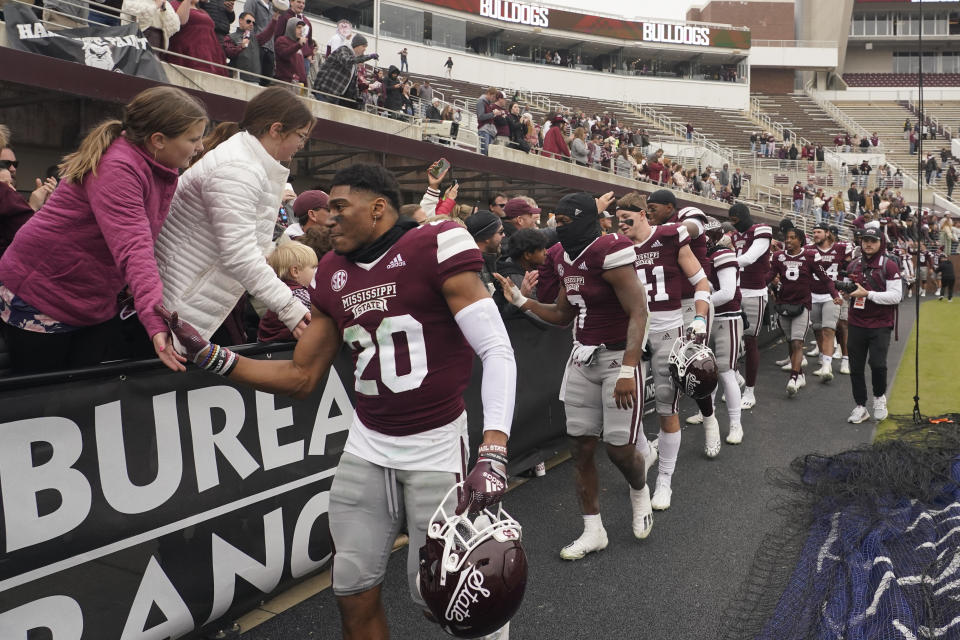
[0,468,337,592]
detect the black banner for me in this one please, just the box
[4,3,168,82]
[0,319,575,639]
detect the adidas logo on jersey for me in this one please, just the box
[579,263,588,270]
[386,254,406,269]
[652,240,663,248]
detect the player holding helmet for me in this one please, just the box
[157,164,518,640]
[497,191,651,559]
[615,192,712,510]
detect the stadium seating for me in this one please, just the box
[843,73,960,88]
[632,103,758,153]
[751,93,846,147]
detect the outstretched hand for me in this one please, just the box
[595,190,615,215]
[152,331,187,372]
[155,304,209,362]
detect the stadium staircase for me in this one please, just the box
[750,93,846,147]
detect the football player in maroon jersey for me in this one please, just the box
[616,192,711,510]
[809,224,850,382]
[767,228,841,397]
[728,204,772,410]
[157,164,517,640]
[497,192,652,559]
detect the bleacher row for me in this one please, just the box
[843,73,960,88]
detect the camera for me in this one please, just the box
[836,270,863,294]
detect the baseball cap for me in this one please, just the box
[293,190,329,219]
[812,222,830,232]
[861,227,882,240]
[646,189,676,207]
[504,198,541,219]
[465,211,502,240]
[555,192,598,218]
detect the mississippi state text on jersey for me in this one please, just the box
[673,207,710,299]
[709,247,741,315]
[632,224,689,313]
[732,223,773,292]
[309,221,482,436]
[811,242,850,296]
[768,249,836,308]
[555,234,636,346]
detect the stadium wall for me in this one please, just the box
[687,0,794,40]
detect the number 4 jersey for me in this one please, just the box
[309,221,482,437]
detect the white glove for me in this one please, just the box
[687,315,707,343]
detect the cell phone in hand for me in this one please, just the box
[429,157,450,178]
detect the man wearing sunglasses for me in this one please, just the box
[488,192,509,219]
[223,11,275,82]
[0,147,17,184]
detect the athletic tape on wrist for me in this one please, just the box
[618,365,636,379]
[694,290,711,303]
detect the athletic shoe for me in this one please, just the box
[560,526,609,560]
[820,368,834,383]
[921,290,926,297]
[786,377,799,397]
[908,289,913,298]
[806,345,820,357]
[775,357,791,367]
[741,388,757,409]
[651,482,672,511]
[736,371,745,388]
[873,395,888,421]
[936,288,941,296]
[840,360,850,375]
[781,357,807,371]
[630,486,653,539]
[847,405,870,424]
[726,422,744,445]
[703,415,721,458]
[797,374,806,389]
[812,365,825,377]
[643,440,658,476]
[686,411,704,425]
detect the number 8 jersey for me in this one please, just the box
[309,221,483,437]
[632,224,690,333]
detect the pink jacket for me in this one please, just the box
[0,137,178,337]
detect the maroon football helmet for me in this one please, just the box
[668,335,719,399]
[418,484,527,638]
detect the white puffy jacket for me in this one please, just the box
[156,131,309,340]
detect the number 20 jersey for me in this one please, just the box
[309,221,483,437]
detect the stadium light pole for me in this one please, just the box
[913,1,924,425]
[374,0,380,54]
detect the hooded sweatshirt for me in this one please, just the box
[384,66,404,111]
[274,19,306,84]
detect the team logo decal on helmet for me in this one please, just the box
[668,336,719,400]
[419,484,527,638]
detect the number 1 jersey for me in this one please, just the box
[309,221,483,437]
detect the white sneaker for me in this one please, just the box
[847,405,870,424]
[936,288,941,296]
[686,411,704,425]
[644,439,658,476]
[780,358,807,371]
[812,365,826,377]
[820,367,834,383]
[921,290,926,297]
[726,422,744,445]
[873,395,888,421]
[840,360,850,375]
[908,289,913,298]
[560,526,609,560]
[797,374,806,389]
[630,486,653,539]
[703,415,721,458]
[786,377,798,397]
[651,482,672,511]
[775,357,791,367]
[741,388,756,409]
[736,371,745,389]
[806,345,820,357]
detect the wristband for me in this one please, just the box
[694,315,707,323]
[478,443,508,456]
[618,365,636,379]
[478,451,509,466]
[508,284,529,309]
[694,290,711,303]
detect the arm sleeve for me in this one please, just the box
[436,197,456,217]
[86,162,168,338]
[255,18,277,44]
[712,266,737,308]
[223,35,242,58]
[419,187,439,216]
[737,237,770,268]
[866,262,903,306]
[204,164,309,332]
[454,298,517,436]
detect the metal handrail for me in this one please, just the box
[904,98,954,140]
[751,39,836,48]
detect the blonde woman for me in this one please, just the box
[940,215,953,255]
[121,0,181,49]
[0,87,208,374]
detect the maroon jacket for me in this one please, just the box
[274,35,306,84]
[275,10,315,59]
[846,252,901,329]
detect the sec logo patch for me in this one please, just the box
[331,269,348,291]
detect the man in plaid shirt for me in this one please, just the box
[314,33,378,108]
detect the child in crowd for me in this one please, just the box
[257,241,317,342]
[274,19,307,85]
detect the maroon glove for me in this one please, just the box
[155,304,210,362]
[456,444,508,515]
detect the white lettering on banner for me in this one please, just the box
[95,392,183,515]
[188,385,260,493]
[0,595,83,640]
[290,491,332,578]
[642,22,711,47]
[0,417,92,552]
[206,508,285,624]
[255,391,304,471]
[479,0,549,28]
[120,556,194,640]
